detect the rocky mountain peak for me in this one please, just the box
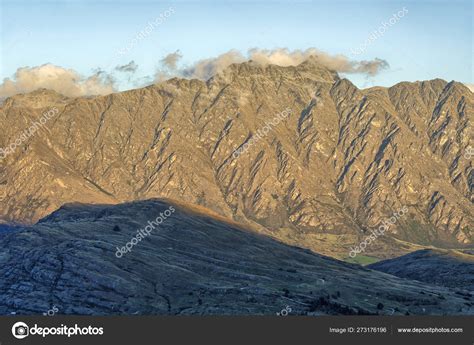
[210,57,339,85]
[0,66,472,260]
[2,88,69,109]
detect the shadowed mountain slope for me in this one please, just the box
[0,199,472,316]
[369,249,474,291]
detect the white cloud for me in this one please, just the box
[154,51,185,82]
[182,50,246,80]
[161,51,183,70]
[161,48,389,81]
[0,49,392,98]
[115,61,138,73]
[0,64,116,98]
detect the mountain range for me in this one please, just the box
[1,58,472,261]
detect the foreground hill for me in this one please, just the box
[0,199,472,315]
[0,58,472,259]
[369,249,474,292]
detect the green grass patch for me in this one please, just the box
[344,255,380,266]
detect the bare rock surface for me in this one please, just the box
[0,60,472,258]
[0,199,472,315]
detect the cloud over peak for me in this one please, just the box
[0,64,116,98]
[161,51,183,70]
[0,48,390,98]
[115,61,138,73]
[158,48,389,81]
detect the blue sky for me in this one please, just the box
[0,0,472,94]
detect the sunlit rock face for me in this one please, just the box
[0,60,472,259]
